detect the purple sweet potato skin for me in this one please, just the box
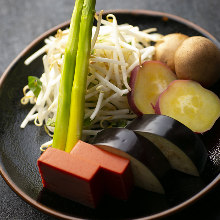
[127,64,143,116]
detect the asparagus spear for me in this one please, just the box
[65,0,96,152]
[52,0,84,150]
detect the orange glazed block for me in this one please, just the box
[70,140,133,200]
[37,147,104,208]
[37,141,133,208]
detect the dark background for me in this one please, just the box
[0,0,220,219]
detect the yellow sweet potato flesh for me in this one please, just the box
[158,80,220,132]
[132,61,176,114]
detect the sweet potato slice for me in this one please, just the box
[128,61,177,115]
[155,80,220,133]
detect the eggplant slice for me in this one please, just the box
[126,114,208,176]
[93,128,171,194]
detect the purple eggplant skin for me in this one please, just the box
[93,127,171,193]
[126,114,208,175]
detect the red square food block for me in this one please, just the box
[70,140,133,200]
[37,141,133,208]
[37,147,104,208]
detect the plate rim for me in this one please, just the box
[0,9,220,220]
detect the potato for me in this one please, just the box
[154,33,189,72]
[174,36,220,87]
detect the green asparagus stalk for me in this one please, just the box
[65,0,96,152]
[52,0,84,150]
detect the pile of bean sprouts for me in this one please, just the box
[20,13,162,149]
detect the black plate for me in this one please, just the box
[0,10,219,220]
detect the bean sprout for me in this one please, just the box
[20,13,162,148]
